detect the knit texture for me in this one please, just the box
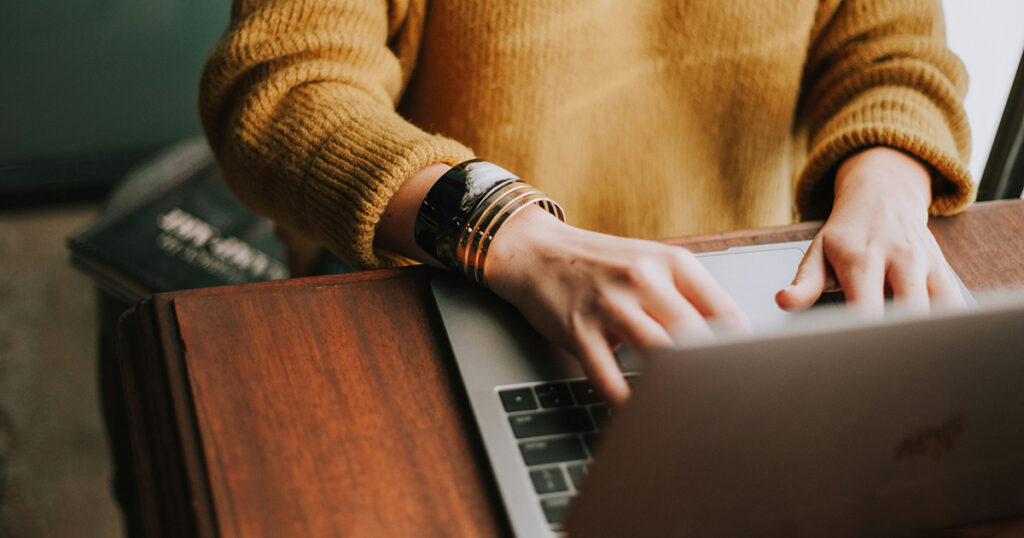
[200,0,972,269]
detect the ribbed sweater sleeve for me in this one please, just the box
[795,0,973,220]
[199,0,474,269]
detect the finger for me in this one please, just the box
[637,285,718,342]
[916,229,968,310]
[663,305,715,345]
[927,264,968,310]
[834,250,886,318]
[886,257,930,315]
[669,251,750,331]
[776,237,827,311]
[574,329,630,405]
[603,302,676,352]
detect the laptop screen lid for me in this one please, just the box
[568,294,1024,537]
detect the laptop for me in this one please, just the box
[430,241,1004,536]
[568,291,1024,536]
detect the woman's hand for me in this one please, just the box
[376,162,747,405]
[485,206,750,405]
[776,147,965,316]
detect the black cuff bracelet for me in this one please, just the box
[414,159,519,267]
[414,159,564,282]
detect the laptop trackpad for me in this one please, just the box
[696,246,806,332]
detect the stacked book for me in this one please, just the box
[68,138,288,303]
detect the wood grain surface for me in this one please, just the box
[120,200,1024,537]
[172,274,511,537]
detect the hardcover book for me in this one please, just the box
[68,139,288,304]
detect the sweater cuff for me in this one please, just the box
[304,112,475,270]
[796,88,974,220]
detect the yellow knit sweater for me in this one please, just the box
[200,0,972,269]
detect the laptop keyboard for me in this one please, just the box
[497,375,636,531]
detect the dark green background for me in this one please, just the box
[0,0,229,166]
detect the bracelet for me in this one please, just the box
[414,160,564,285]
[414,160,518,268]
[457,181,564,285]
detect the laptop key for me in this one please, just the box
[509,408,593,439]
[499,388,537,412]
[582,432,599,456]
[519,437,586,465]
[541,495,572,525]
[567,463,588,490]
[569,380,602,404]
[534,382,573,408]
[529,467,568,494]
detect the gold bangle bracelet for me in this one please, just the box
[456,183,533,274]
[449,180,564,285]
[467,191,546,284]
[470,192,548,285]
[464,189,542,280]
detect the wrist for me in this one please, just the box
[484,204,570,291]
[376,163,452,265]
[412,159,565,285]
[834,147,932,214]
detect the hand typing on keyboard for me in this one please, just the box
[484,206,750,405]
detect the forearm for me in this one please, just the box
[796,0,971,220]
[200,0,474,270]
[375,163,452,266]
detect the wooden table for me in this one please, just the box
[117,200,1024,537]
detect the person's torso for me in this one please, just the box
[399,0,821,238]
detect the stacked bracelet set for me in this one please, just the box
[414,159,565,286]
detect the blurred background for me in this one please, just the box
[1,1,231,536]
[0,1,1022,536]
[1,0,228,203]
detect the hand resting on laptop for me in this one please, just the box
[776,147,967,317]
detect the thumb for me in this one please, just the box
[776,238,827,311]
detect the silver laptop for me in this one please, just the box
[569,292,1024,536]
[430,241,1003,536]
